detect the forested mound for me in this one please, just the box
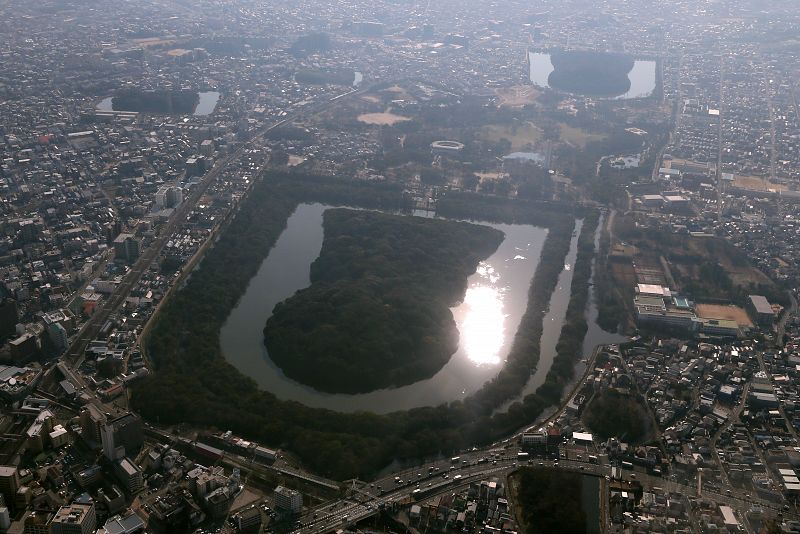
[264,208,504,393]
[111,88,199,114]
[512,468,587,534]
[548,50,634,97]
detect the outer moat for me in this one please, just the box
[219,203,551,412]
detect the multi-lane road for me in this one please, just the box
[292,445,799,534]
[49,80,800,534]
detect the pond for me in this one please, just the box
[219,203,566,413]
[193,91,220,116]
[96,90,220,115]
[529,51,656,100]
[496,212,627,413]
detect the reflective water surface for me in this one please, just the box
[219,203,550,413]
[96,90,220,115]
[459,283,505,366]
[529,51,657,99]
[194,91,220,115]
[496,213,627,414]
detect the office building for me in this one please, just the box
[113,458,143,494]
[97,512,145,534]
[79,405,106,444]
[50,502,96,534]
[155,186,183,210]
[113,234,140,263]
[101,412,143,460]
[273,486,302,514]
[0,299,18,340]
[747,295,775,327]
[23,509,52,534]
[233,507,261,533]
[9,332,38,364]
[0,466,19,510]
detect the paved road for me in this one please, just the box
[49,78,800,533]
[302,449,800,534]
[63,146,234,367]
[58,84,363,392]
[290,441,800,534]
[776,291,797,348]
[142,425,341,492]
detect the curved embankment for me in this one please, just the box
[134,174,596,479]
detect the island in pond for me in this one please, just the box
[547,50,634,97]
[264,208,504,394]
[111,88,200,114]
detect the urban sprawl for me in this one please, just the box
[0,0,799,533]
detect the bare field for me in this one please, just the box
[496,85,541,107]
[733,174,786,192]
[728,266,774,287]
[480,122,543,150]
[383,85,413,100]
[132,37,176,48]
[695,303,753,327]
[559,123,605,148]
[611,261,637,286]
[287,155,306,167]
[683,238,773,287]
[357,111,411,125]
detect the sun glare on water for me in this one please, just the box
[460,263,506,365]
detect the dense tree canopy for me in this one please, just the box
[133,173,597,479]
[265,209,504,393]
[513,468,587,534]
[548,50,634,97]
[584,390,651,443]
[112,88,199,114]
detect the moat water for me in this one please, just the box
[528,52,656,99]
[96,90,220,115]
[220,203,556,413]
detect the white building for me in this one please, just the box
[274,485,302,514]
